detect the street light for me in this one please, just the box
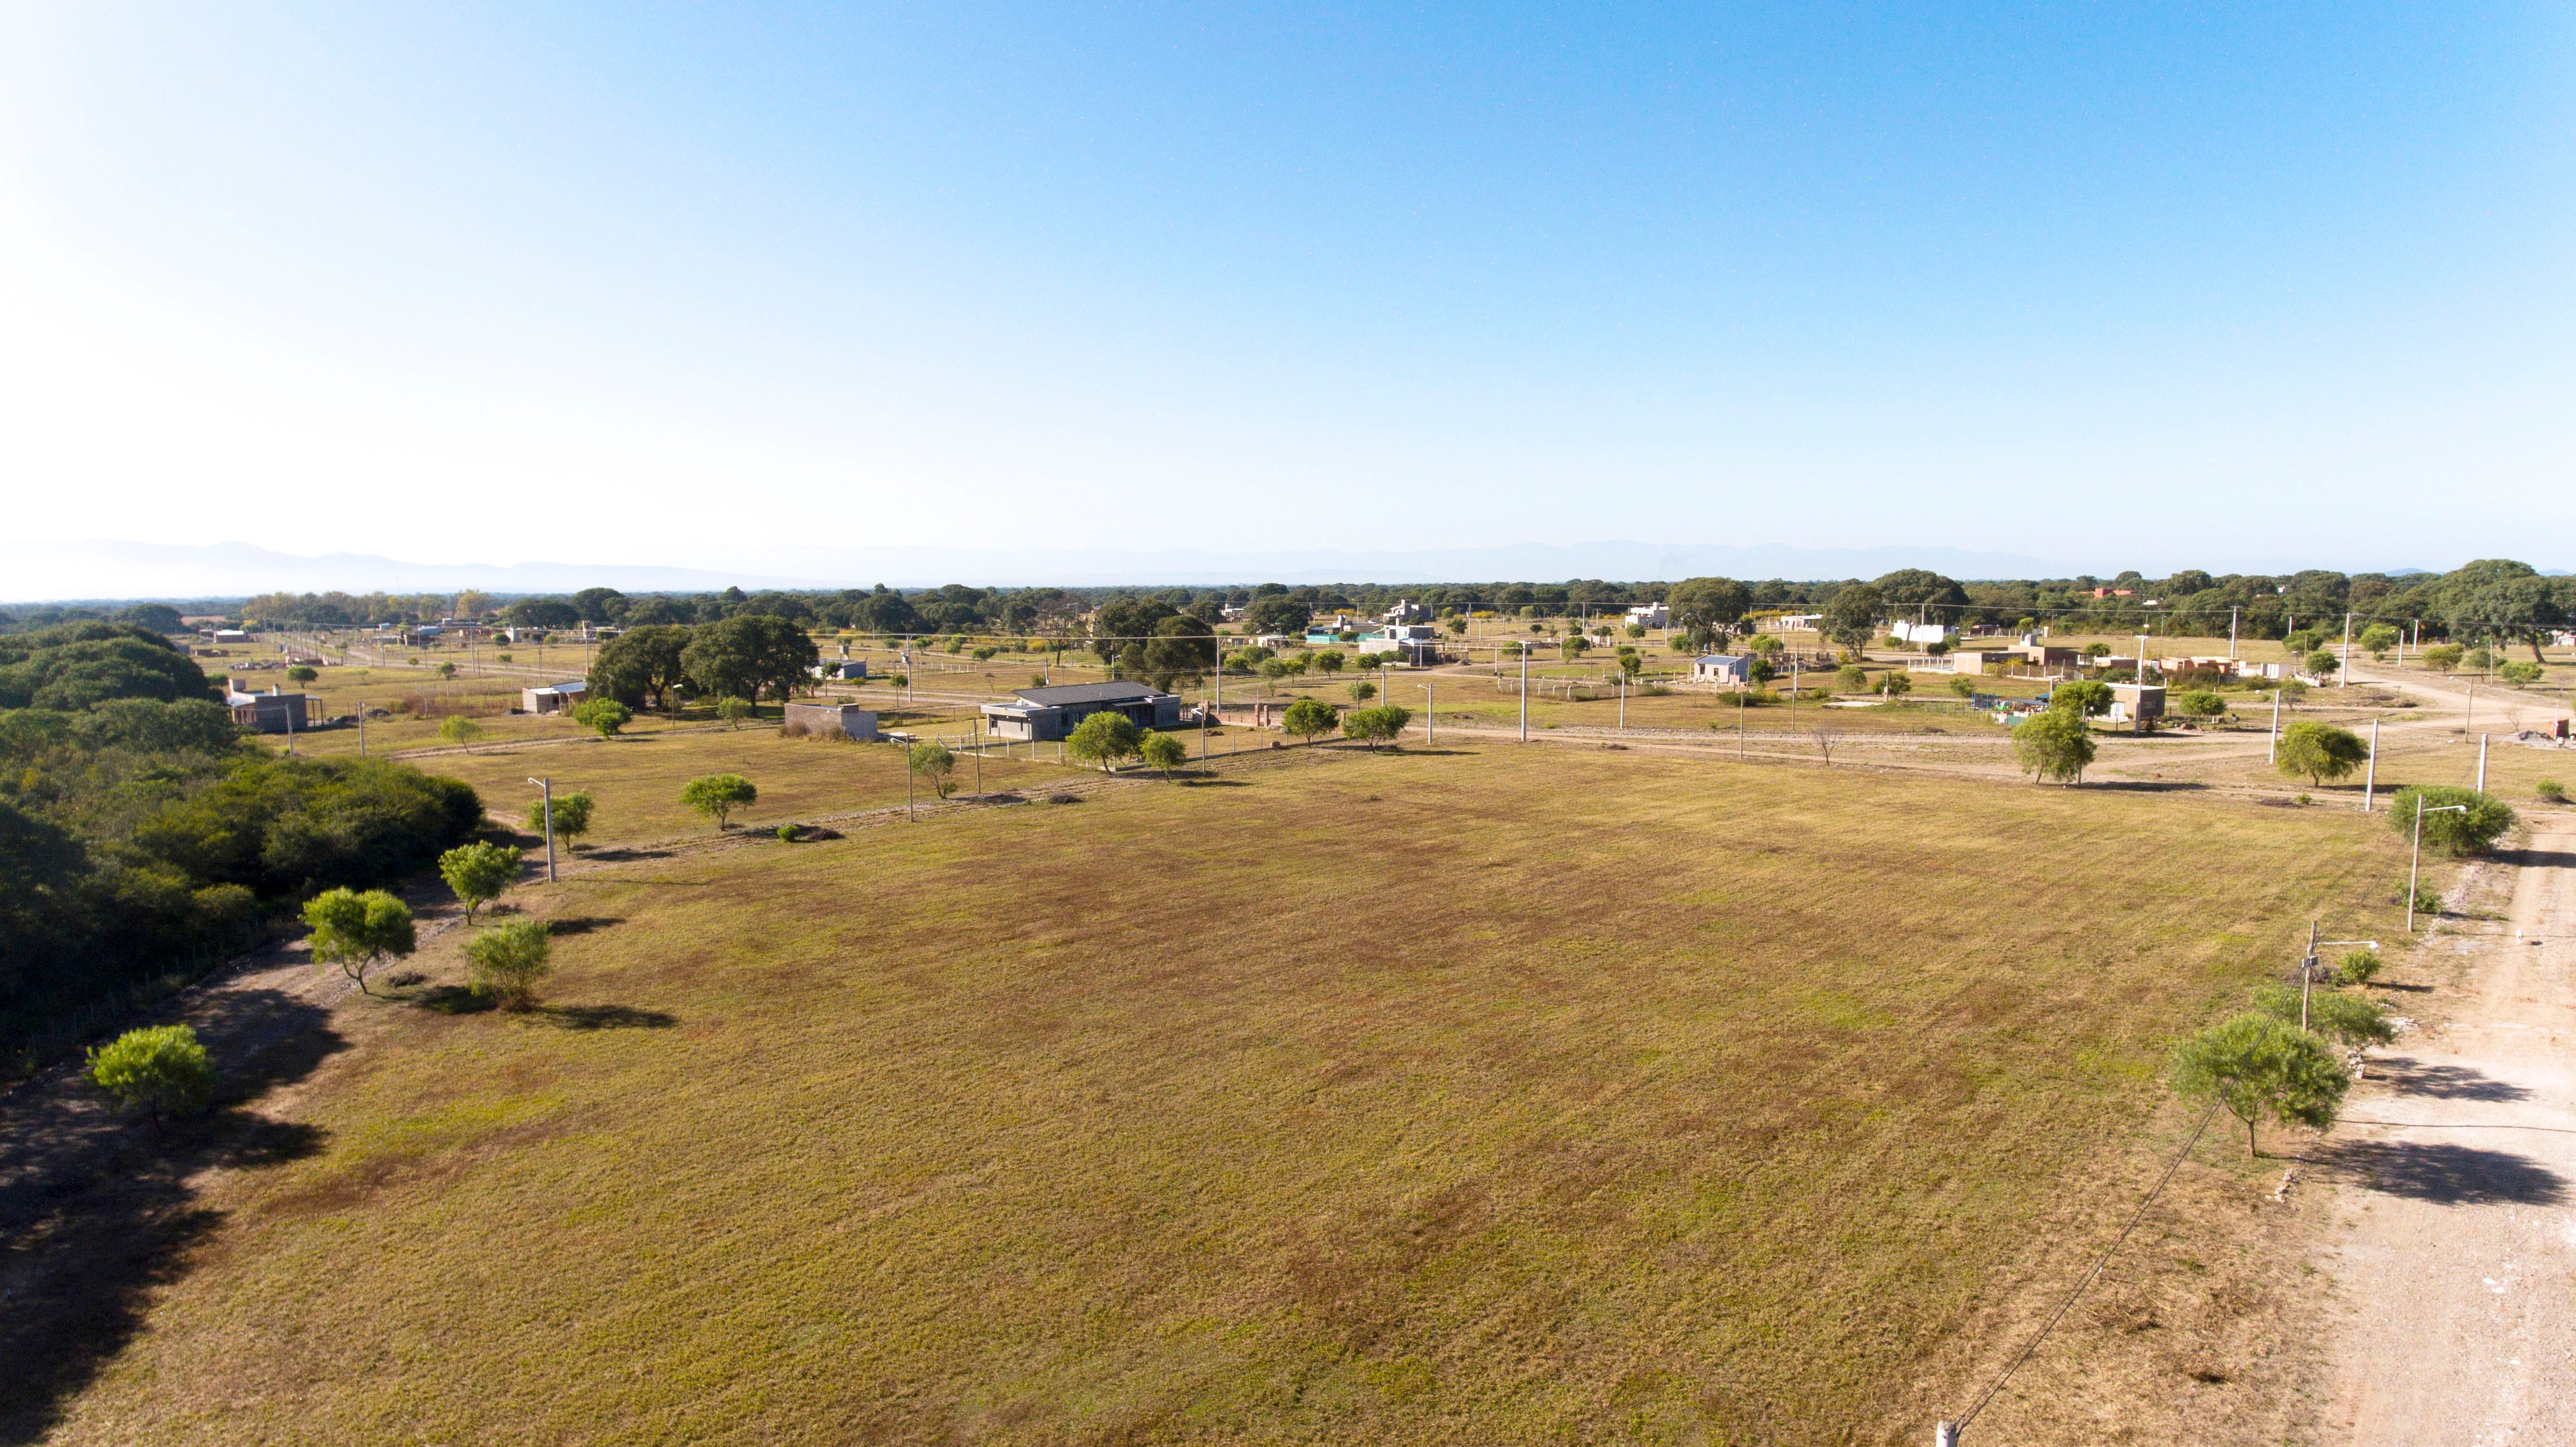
[2408,798,2470,932]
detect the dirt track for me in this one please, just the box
[2318,817,2576,1442]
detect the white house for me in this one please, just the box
[1624,602,1669,629]
[1890,620,1953,645]
[1771,614,1823,632]
[1691,654,1753,685]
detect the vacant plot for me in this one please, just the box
[32,747,2416,1444]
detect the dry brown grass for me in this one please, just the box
[33,745,2424,1444]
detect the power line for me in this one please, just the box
[1951,1101,2222,1435]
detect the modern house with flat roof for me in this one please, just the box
[981,681,1182,742]
[1691,654,1753,685]
[782,702,879,740]
[225,684,316,734]
[522,681,587,714]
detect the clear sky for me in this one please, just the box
[3,3,2570,580]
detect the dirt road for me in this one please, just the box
[2319,818,2576,1443]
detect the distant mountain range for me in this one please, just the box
[0,538,2553,603]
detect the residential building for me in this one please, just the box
[981,681,1183,742]
[224,684,315,734]
[1691,654,1753,685]
[782,702,879,740]
[1624,602,1669,629]
[521,681,587,714]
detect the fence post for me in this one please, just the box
[1936,1424,1961,1447]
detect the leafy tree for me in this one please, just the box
[2172,689,2225,719]
[1820,583,1886,658]
[1834,663,1867,692]
[588,624,694,710]
[437,662,458,680]
[2011,707,2096,785]
[2437,558,2562,663]
[2385,785,2515,856]
[2304,649,2339,678]
[681,614,819,705]
[2420,643,2465,673]
[1559,635,1590,660]
[301,886,417,995]
[502,598,581,630]
[2275,720,2368,786]
[1283,698,1338,744]
[1067,710,1145,770]
[1667,576,1752,651]
[909,741,958,798]
[1874,670,1911,698]
[2499,661,2544,687]
[570,698,632,738]
[716,696,755,729]
[680,773,758,829]
[1342,704,1413,751]
[1309,651,1347,674]
[0,622,219,709]
[2170,1012,2351,1157]
[1141,614,1218,689]
[1138,729,1189,776]
[1242,595,1312,637]
[465,918,552,1011]
[1349,680,1377,703]
[2049,680,2113,717]
[438,715,485,751]
[1870,569,1970,616]
[569,587,626,625]
[2358,623,2400,658]
[1092,596,1180,661]
[286,665,318,683]
[2251,984,2395,1049]
[525,790,594,847]
[119,602,186,634]
[2335,949,2382,986]
[438,841,520,917]
[1947,674,1977,698]
[87,1024,216,1126]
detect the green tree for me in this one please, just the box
[1874,669,1911,698]
[716,696,755,729]
[438,715,485,751]
[438,841,521,918]
[2437,558,2562,663]
[2336,948,2382,986]
[1947,674,1977,698]
[1820,583,1886,659]
[437,661,458,680]
[301,885,418,995]
[2304,649,2340,678]
[2386,785,2516,856]
[524,790,594,848]
[2172,689,2225,720]
[286,665,318,683]
[1342,704,1413,751]
[1138,729,1189,776]
[909,742,958,798]
[1283,698,1338,744]
[1309,651,1347,674]
[2358,624,2400,659]
[588,624,693,710]
[570,698,632,738]
[1066,710,1145,770]
[680,773,758,829]
[682,614,819,705]
[2499,660,2544,687]
[2011,708,2097,785]
[2251,984,2396,1049]
[2049,680,2113,717]
[1834,663,1867,692]
[1140,615,1219,690]
[2275,721,2368,787]
[1349,680,1377,703]
[2170,1013,2352,1157]
[1667,576,1752,651]
[87,1024,216,1126]
[2421,643,2465,673]
[464,918,552,1011]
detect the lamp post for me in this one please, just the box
[527,776,556,882]
[2408,799,2470,931]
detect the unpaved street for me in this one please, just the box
[2320,818,2576,1443]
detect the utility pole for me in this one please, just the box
[1738,688,1747,760]
[2301,920,2319,1032]
[2478,734,2490,794]
[2229,605,2239,662]
[1424,680,1434,743]
[2410,799,2468,931]
[1519,644,1529,742]
[527,777,556,882]
[2364,717,2379,811]
[2340,611,2353,687]
[2269,689,2282,764]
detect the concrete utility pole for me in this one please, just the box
[1519,644,1529,742]
[2340,611,2353,686]
[2269,689,2282,764]
[2410,799,2469,931]
[1424,680,1434,744]
[2229,605,2239,661]
[2364,717,2379,811]
[527,777,556,882]
[2478,734,2490,794]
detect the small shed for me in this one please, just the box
[225,687,314,734]
[783,702,880,740]
[2106,682,2166,727]
[819,660,869,680]
[522,681,587,714]
[1691,654,1752,685]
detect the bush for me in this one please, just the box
[909,742,957,798]
[2304,650,2339,677]
[2499,661,2543,687]
[1835,664,1867,691]
[524,790,594,847]
[2172,689,2224,719]
[2386,786,2515,856]
[2275,721,2368,786]
[301,886,416,995]
[2337,948,2382,986]
[2251,984,2394,1049]
[1282,698,1338,743]
[438,715,485,750]
[2422,643,2464,673]
[87,1024,216,1124]
[464,918,551,1011]
[1947,676,1976,698]
[680,773,758,829]
[2540,779,2567,804]
[1138,731,1189,773]
[2169,1013,2350,1157]
[570,698,632,738]
[438,842,520,917]
[716,696,755,729]
[2011,707,2095,785]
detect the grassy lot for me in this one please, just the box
[37,745,2419,1444]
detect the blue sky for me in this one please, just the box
[3,3,2570,582]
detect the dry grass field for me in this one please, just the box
[24,743,2428,1446]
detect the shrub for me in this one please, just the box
[438,842,520,917]
[2275,721,2368,786]
[2539,779,2567,804]
[680,773,758,829]
[909,742,958,798]
[776,823,801,842]
[2499,661,2543,687]
[2011,707,2095,785]
[2304,650,2339,677]
[2251,984,2395,1049]
[301,886,416,995]
[438,715,485,751]
[1282,698,1338,743]
[464,918,551,1011]
[570,698,632,738]
[1835,664,1867,692]
[1874,670,1911,698]
[2337,949,2382,986]
[1947,676,1976,698]
[1138,731,1189,774]
[716,696,754,729]
[2172,689,2224,719]
[2422,643,2464,673]
[2386,786,2515,856]
[524,790,594,847]
[87,1024,216,1124]
[2169,1013,2350,1157]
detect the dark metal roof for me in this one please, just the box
[1012,681,1171,707]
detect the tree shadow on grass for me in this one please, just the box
[2373,1057,2533,1102]
[545,916,624,936]
[541,1004,677,1031]
[413,985,495,1016]
[582,847,673,862]
[0,990,337,1445]
[2320,1139,2570,1206]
